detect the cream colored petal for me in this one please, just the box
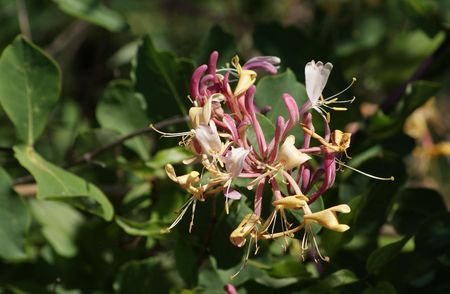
[278,135,311,170]
[224,147,250,178]
[165,164,178,183]
[304,204,351,232]
[230,213,260,247]
[272,194,309,209]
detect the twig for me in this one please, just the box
[381,29,450,112]
[16,0,32,40]
[45,20,89,56]
[65,115,188,168]
[13,115,188,185]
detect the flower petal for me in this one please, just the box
[224,147,250,178]
[305,60,333,105]
[224,187,242,200]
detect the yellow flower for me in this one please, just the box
[232,56,257,97]
[165,164,202,198]
[303,204,351,232]
[272,194,309,209]
[230,213,260,247]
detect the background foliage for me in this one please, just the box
[0,0,449,293]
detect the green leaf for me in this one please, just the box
[114,257,170,294]
[0,168,30,260]
[175,239,198,286]
[298,269,358,294]
[146,146,193,170]
[115,216,162,237]
[0,36,61,145]
[415,212,450,263]
[97,80,150,160]
[132,35,195,122]
[30,199,84,257]
[367,80,439,139]
[255,69,307,121]
[367,236,411,274]
[392,188,446,235]
[196,25,238,66]
[363,281,397,294]
[321,195,363,255]
[14,145,113,220]
[267,257,311,279]
[52,0,127,32]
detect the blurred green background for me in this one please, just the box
[0,0,449,293]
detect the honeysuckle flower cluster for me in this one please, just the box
[152,52,393,271]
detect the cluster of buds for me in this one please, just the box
[152,52,392,270]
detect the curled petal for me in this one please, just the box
[232,56,257,97]
[272,194,309,209]
[243,56,281,74]
[224,187,242,200]
[190,64,208,100]
[208,51,219,76]
[278,135,311,170]
[230,213,260,247]
[305,60,333,105]
[195,121,222,156]
[224,147,250,178]
[304,204,351,232]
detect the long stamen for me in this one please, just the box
[335,158,395,181]
[230,236,253,280]
[162,197,195,233]
[324,96,356,104]
[326,77,357,100]
[189,199,198,233]
[150,124,194,138]
[310,231,330,262]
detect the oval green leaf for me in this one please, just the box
[0,36,61,145]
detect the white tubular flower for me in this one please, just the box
[224,147,250,178]
[278,135,311,170]
[305,60,333,106]
[195,121,222,157]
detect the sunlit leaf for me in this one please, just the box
[30,199,84,257]
[52,0,127,32]
[146,147,193,170]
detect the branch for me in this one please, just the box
[381,29,450,112]
[66,115,188,168]
[16,0,32,41]
[13,115,188,185]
